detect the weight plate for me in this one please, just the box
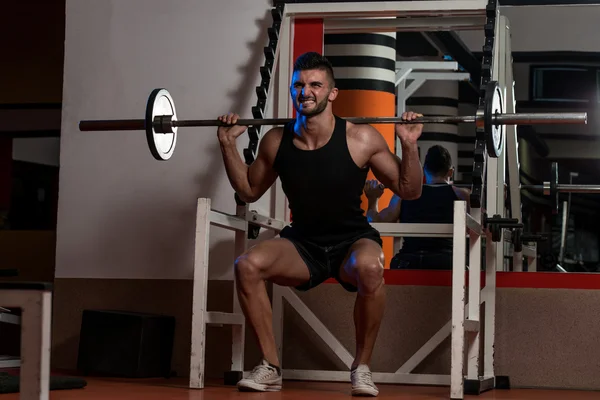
[551,161,559,214]
[484,80,504,158]
[513,228,522,253]
[491,224,501,242]
[145,88,177,161]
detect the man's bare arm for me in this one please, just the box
[365,126,423,200]
[366,194,402,223]
[452,186,471,212]
[219,127,281,203]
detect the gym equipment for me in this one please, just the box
[522,183,600,193]
[550,162,559,214]
[482,80,504,157]
[456,182,600,193]
[520,162,600,213]
[78,309,175,378]
[0,282,53,399]
[382,176,600,198]
[451,182,600,193]
[510,229,547,253]
[483,215,522,242]
[78,82,587,161]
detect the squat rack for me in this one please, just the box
[188,1,531,400]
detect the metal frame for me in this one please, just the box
[190,199,484,396]
[189,198,286,389]
[394,60,471,255]
[273,3,512,399]
[502,15,526,272]
[0,286,52,400]
[324,16,487,34]
[187,2,535,400]
[0,310,21,369]
[274,203,486,400]
[395,59,470,162]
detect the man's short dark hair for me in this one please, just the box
[293,52,335,86]
[424,145,453,177]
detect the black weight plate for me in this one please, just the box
[513,228,522,252]
[491,223,501,242]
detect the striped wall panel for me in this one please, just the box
[324,32,398,268]
[324,33,397,94]
[403,80,464,180]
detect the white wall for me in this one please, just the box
[52,2,600,281]
[57,0,275,280]
[459,5,600,52]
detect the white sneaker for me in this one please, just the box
[237,359,282,392]
[351,364,379,396]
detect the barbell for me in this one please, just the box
[78,81,587,161]
[380,182,600,193]
[419,162,597,213]
[520,162,600,214]
[379,180,600,196]
[376,160,598,214]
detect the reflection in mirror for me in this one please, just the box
[364,145,461,271]
[321,4,600,274]
[458,4,600,274]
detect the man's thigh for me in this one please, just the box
[241,237,311,287]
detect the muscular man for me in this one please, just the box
[217,52,423,396]
[364,145,470,270]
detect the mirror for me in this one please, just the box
[314,2,600,276]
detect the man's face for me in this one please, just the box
[290,68,337,116]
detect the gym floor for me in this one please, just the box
[3,377,599,399]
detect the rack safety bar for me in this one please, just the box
[372,213,483,238]
[209,209,285,232]
[209,210,485,239]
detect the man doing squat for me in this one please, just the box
[217,52,424,396]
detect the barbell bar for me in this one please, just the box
[78,82,587,161]
[378,182,600,193]
[450,183,600,193]
[79,113,588,131]
[548,184,600,193]
[379,161,598,214]
[507,162,598,214]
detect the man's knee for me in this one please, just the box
[351,252,385,293]
[234,250,267,284]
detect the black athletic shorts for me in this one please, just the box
[279,225,383,292]
[390,250,453,270]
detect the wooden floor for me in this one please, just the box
[2,377,599,399]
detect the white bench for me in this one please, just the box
[0,281,52,400]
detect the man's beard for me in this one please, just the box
[295,95,329,116]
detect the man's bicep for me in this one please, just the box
[368,140,402,190]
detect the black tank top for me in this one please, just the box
[399,184,459,252]
[273,116,372,245]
